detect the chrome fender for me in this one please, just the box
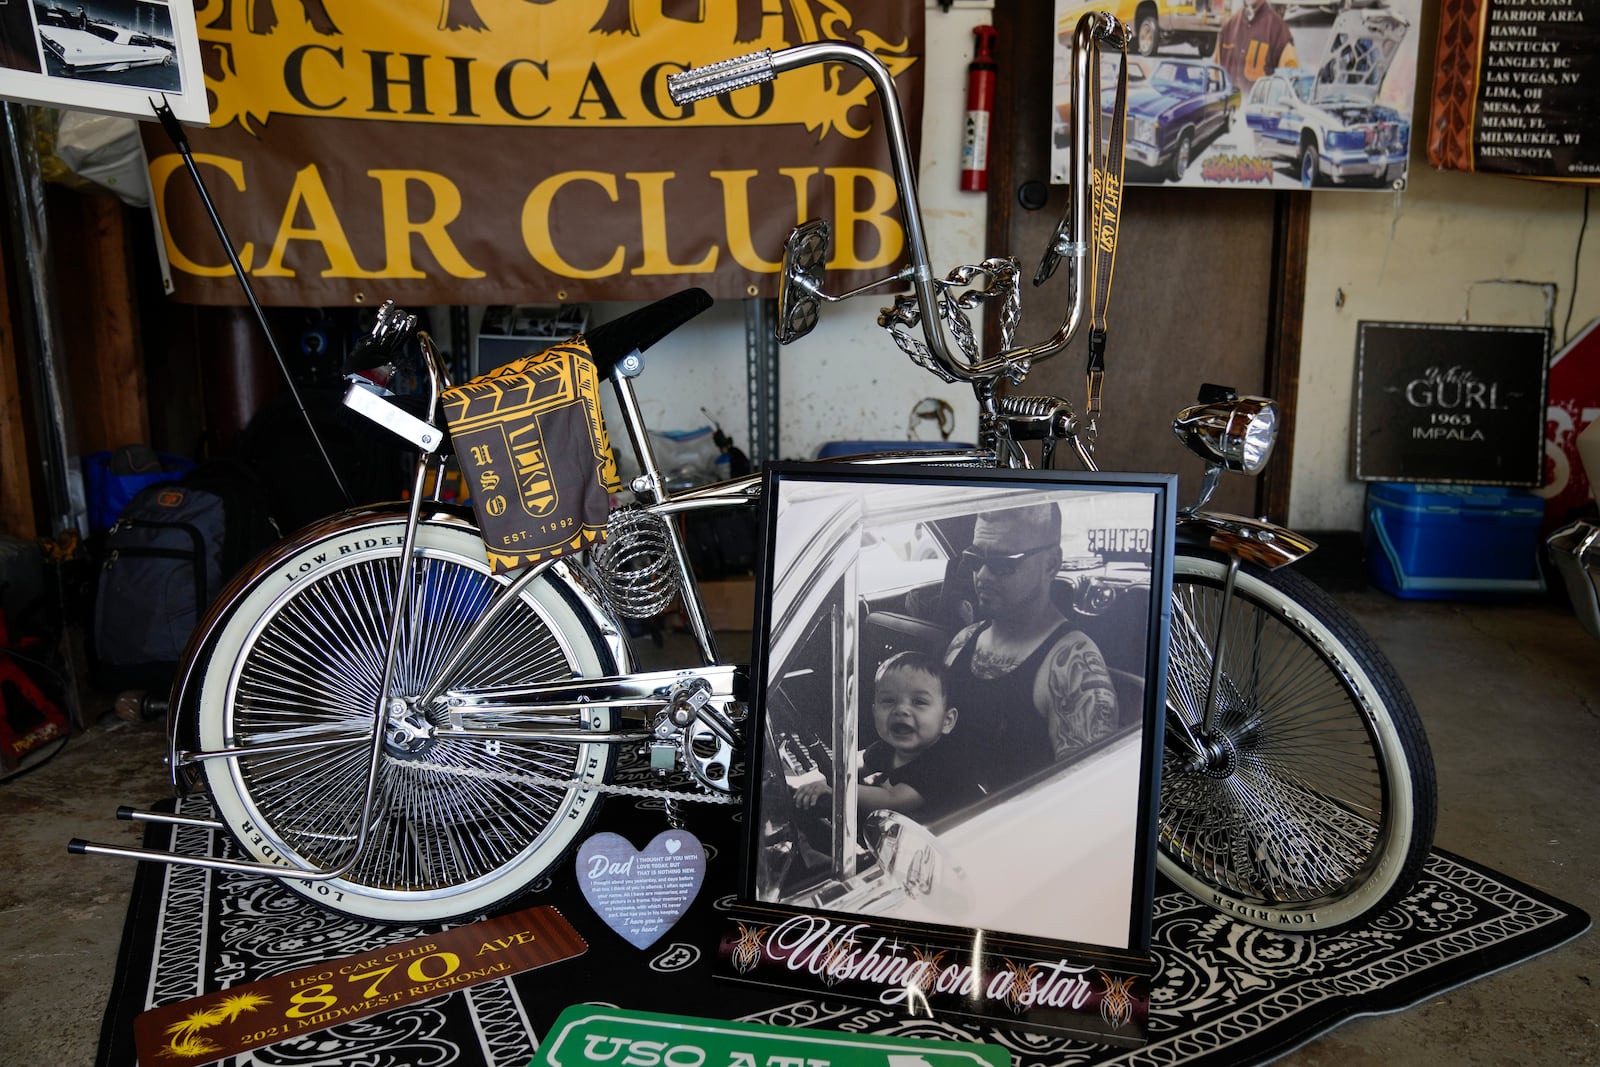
[165,504,515,792]
[1176,510,1317,571]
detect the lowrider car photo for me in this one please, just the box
[36,6,174,76]
[1281,0,1388,17]
[1122,58,1239,182]
[1055,56,1149,151]
[1242,9,1411,186]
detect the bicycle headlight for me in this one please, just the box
[1172,396,1279,474]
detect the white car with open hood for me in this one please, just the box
[1242,9,1411,186]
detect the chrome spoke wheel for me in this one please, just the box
[1159,551,1435,931]
[199,520,617,922]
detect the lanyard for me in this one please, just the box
[1084,42,1128,445]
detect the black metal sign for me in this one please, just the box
[1353,321,1551,485]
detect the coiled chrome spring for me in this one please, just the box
[591,506,680,619]
[997,393,1074,420]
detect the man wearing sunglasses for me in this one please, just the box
[943,502,1121,792]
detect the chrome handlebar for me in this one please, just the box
[667,13,1127,386]
[671,40,949,372]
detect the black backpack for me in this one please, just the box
[92,459,278,689]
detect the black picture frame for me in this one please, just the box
[714,463,1175,1045]
[1353,321,1551,485]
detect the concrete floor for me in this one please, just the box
[3,582,1596,1066]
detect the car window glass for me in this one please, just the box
[857,520,947,597]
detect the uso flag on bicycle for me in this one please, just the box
[442,340,621,573]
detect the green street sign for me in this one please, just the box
[533,1007,1010,1067]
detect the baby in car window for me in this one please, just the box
[794,651,983,823]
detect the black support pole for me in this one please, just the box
[151,100,352,507]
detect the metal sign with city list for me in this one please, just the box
[1429,0,1600,181]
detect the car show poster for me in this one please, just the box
[0,1,207,123]
[1428,0,1600,182]
[1050,0,1422,189]
[141,1,924,306]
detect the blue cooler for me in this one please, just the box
[1364,483,1546,599]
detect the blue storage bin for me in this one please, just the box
[1365,482,1546,599]
[815,440,974,459]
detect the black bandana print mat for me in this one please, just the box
[99,789,1588,1067]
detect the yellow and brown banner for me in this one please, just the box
[147,0,924,305]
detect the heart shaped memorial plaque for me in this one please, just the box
[575,830,707,950]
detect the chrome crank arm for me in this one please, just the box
[443,665,744,720]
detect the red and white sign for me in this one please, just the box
[1538,317,1600,531]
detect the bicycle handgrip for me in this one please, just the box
[667,50,775,104]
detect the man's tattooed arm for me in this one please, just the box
[1040,630,1120,756]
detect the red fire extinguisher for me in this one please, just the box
[960,25,997,192]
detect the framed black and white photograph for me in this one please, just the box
[717,463,1174,1043]
[0,1,206,124]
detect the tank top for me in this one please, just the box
[944,619,1077,793]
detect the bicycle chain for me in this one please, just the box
[386,753,741,805]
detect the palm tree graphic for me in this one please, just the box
[161,992,272,1059]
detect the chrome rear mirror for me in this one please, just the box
[776,219,830,344]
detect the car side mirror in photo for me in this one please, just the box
[862,809,974,918]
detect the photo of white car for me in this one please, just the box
[1242,8,1411,186]
[33,2,176,82]
[38,22,171,74]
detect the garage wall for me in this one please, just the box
[152,0,1596,522]
[806,0,1599,533]
[1290,59,1599,529]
